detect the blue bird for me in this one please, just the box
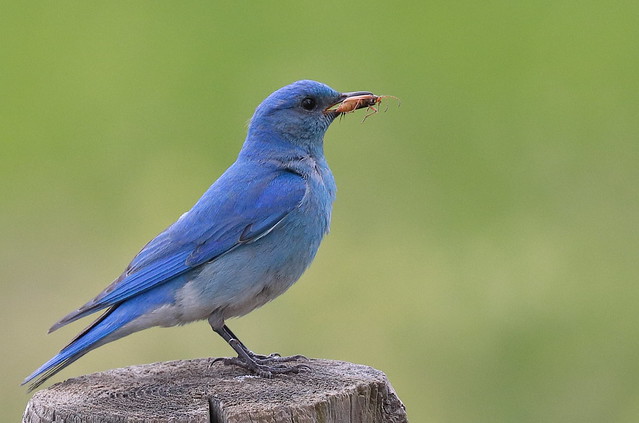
[23,80,375,390]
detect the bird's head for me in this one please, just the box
[246,80,372,155]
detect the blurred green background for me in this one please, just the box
[2,1,638,422]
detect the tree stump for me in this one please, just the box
[23,358,407,423]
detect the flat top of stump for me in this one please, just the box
[24,358,407,423]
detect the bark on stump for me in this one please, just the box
[23,358,407,423]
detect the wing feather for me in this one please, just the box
[50,168,306,331]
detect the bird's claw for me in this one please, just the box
[211,354,309,377]
[251,352,281,360]
[251,352,308,365]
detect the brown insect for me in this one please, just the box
[328,94,400,122]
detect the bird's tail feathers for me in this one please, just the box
[48,300,105,334]
[23,304,137,391]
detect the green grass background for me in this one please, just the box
[2,1,638,422]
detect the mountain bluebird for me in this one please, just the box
[23,80,375,390]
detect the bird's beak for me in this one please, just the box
[325,91,375,113]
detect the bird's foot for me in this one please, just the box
[212,356,310,378]
[210,339,309,377]
[250,352,308,365]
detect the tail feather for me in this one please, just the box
[23,304,141,391]
[48,274,128,334]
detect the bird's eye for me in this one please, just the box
[301,97,317,111]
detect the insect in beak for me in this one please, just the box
[325,92,400,122]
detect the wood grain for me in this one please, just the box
[23,358,407,423]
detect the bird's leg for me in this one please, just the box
[209,323,308,377]
[221,324,306,363]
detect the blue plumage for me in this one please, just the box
[23,80,374,390]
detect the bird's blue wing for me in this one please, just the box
[50,169,306,331]
[183,170,306,266]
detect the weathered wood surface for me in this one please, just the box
[23,358,407,423]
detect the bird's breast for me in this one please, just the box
[294,156,336,232]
